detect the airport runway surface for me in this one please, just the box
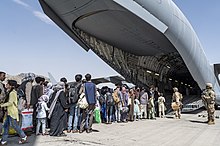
[9,110,220,146]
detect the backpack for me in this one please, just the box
[77,93,88,109]
[179,93,183,101]
[106,92,114,106]
[98,94,105,105]
[113,91,120,104]
[69,83,81,104]
[17,80,28,99]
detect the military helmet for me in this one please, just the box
[206,83,213,88]
[173,87,178,92]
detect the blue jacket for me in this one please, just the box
[84,82,96,105]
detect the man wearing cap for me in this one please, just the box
[201,83,216,125]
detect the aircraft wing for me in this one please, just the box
[92,75,125,85]
[48,72,58,85]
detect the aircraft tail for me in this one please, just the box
[48,72,58,85]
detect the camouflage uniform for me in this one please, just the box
[148,96,155,119]
[201,83,216,125]
[172,87,182,119]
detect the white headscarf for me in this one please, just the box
[53,82,65,91]
[38,95,49,103]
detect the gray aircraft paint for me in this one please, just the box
[113,0,220,103]
[39,0,220,104]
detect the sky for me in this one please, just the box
[1,0,220,82]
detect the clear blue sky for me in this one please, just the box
[1,0,219,81]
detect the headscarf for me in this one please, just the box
[53,82,65,91]
[44,82,53,96]
[48,82,65,119]
[47,82,53,89]
[38,95,49,103]
[48,89,63,119]
[36,94,49,111]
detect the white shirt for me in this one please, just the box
[158,96,165,105]
[134,99,140,113]
[36,101,49,118]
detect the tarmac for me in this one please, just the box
[9,109,220,146]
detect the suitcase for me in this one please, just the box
[21,109,33,131]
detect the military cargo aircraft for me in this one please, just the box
[39,0,220,104]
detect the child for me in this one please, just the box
[134,98,141,121]
[36,95,49,135]
[158,93,166,118]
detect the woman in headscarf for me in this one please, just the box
[48,82,72,136]
[43,82,54,98]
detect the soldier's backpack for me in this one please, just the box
[106,92,114,106]
[179,93,183,101]
[69,83,81,104]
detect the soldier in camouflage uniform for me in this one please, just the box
[201,83,216,125]
[172,87,182,119]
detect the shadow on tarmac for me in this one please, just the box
[189,120,207,124]
[92,129,99,132]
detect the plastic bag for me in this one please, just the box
[94,109,101,123]
[18,98,26,113]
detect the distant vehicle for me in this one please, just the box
[182,100,204,113]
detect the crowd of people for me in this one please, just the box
[0,70,216,145]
